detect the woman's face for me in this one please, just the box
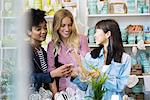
[59,17,72,39]
[94,29,107,45]
[30,21,47,43]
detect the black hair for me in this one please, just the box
[26,8,47,32]
[91,19,124,65]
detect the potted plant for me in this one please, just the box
[85,64,108,100]
[72,52,108,100]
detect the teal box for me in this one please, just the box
[143,5,149,13]
[88,4,97,14]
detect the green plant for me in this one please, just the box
[71,51,108,100]
[88,64,108,100]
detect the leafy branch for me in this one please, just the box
[87,64,108,100]
[71,51,108,100]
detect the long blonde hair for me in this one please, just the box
[52,9,80,50]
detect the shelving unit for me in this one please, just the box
[77,0,150,99]
[89,44,150,48]
[88,13,150,17]
[78,1,150,47]
[45,16,54,21]
[137,75,150,78]
[78,0,150,33]
[87,16,150,31]
[0,0,17,99]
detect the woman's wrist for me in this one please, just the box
[49,72,55,82]
[50,71,55,78]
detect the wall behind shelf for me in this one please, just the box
[88,16,150,29]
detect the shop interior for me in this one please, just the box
[0,0,150,100]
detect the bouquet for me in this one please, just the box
[85,64,108,100]
[72,50,108,100]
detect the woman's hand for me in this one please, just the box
[50,63,73,78]
[70,68,78,78]
[88,70,100,78]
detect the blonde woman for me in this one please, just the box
[47,9,90,95]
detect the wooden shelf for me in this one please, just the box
[88,13,150,17]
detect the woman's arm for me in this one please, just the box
[32,72,54,83]
[47,41,56,71]
[32,63,73,84]
[47,41,58,95]
[80,34,90,57]
[49,79,58,97]
[71,76,88,91]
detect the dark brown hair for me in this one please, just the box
[26,8,47,31]
[91,19,124,64]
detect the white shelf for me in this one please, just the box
[136,74,150,78]
[124,44,150,47]
[89,44,99,47]
[45,14,77,21]
[45,16,54,21]
[88,13,150,17]
[1,16,16,19]
[62,2,77,7]
[1,47,17,49]
[89,44,150,48]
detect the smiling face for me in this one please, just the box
[29,21,47,44]
[94,29,108,45]
[58,17,72,40]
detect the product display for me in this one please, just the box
[88,27,95,44]
[144,26,150,44]
[24,0,77,16]
[80,0,150,100]
[0,0,150,99]
[87,0,149,14]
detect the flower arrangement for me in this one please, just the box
[86,64,108,100]
[71,50,108,100]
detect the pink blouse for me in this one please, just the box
[47,34,90,91]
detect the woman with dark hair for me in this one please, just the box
[26,8,72,91]
[83,19,131,100]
